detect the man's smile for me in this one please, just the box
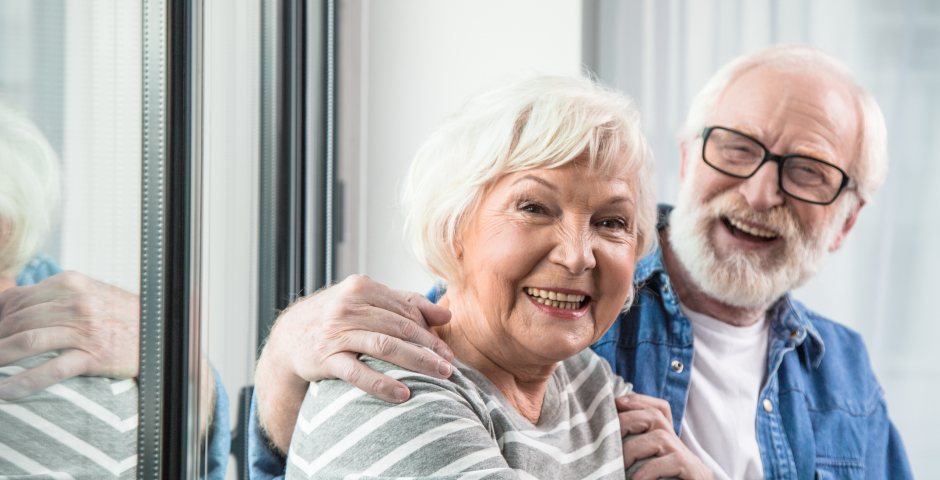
[721,216,781,243]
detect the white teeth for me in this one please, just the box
[727,218,778,238]
[526,288,586,309]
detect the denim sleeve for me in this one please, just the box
[248,388,286,480]
[865,400,913,480]
[206,366,231,480]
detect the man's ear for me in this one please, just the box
[828,199,866,251]
[679,140,691,182]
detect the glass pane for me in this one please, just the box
[0,1,141,478]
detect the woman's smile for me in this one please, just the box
[523,287,591,319]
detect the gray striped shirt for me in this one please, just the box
[286,348,631,480]
[0,352,138,479]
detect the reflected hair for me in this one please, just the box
[678,44,888,204]
[0,103,60,278]
[403,75,656,307]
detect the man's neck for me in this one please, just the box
[660,228,770,327]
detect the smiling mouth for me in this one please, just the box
[525,288,589,310]
[722,216,780,243]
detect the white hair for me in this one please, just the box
[0,103,60,278]
[678,44,888,203]
[403,75,656,297]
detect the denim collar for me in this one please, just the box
[641,204,826,368]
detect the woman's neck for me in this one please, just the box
[435,292,557,424]
[0,277,15,293]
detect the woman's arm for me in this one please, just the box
[286,356,517,480]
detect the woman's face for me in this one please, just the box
[452,159,638,365]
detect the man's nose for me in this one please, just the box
[549,227,597,274]
[738,162,785,211]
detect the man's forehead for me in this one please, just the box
[709,66,861,166]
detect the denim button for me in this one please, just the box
[671,360,684,373]
[762,399,773,412]
[789,330,800,338]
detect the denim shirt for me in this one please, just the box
[17,255,232,480]
[247,206,913,480]
[590,206,912,480]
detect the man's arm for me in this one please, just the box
[254,274,454,455]
[866,400,913,479]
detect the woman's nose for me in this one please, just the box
[548,227,597,274]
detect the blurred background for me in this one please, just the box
[1,0,936,478]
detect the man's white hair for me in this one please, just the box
[403,75,656,295]
[678,44,888,203]
[0,103,60,278]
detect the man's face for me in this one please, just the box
[669,65,863,308]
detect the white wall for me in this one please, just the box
[335,0,584,292]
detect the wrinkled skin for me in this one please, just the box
[0,271,140,400]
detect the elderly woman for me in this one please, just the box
[284,76,706,480]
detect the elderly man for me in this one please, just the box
[251,45,912,479]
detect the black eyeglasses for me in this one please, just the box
[701,126,856,205]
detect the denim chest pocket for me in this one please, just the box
[810,410,868,479]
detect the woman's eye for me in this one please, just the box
[520,203,546,214]
[597,219,627,230]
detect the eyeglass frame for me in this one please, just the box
[700,126,856,206]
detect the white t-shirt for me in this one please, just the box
[678,302,769,480]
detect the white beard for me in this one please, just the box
[668,187,847,309]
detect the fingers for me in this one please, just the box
[617,393,674,427]
[338,331,452,380]
[396,289,452,328]
[355,305,453,364]
[0,349,93,400]
[323,353,411,404]
[0,303,68,340]
[622,429,683,467]
[632,453,712,480]
[0,327,76,366]
[619,407,673,437]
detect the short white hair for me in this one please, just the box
[403,75,656,289]
[0,103,60,278]
[678,44,888,203]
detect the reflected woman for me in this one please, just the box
[285,76,710,479]
[0,103,138,479]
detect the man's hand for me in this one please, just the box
[254,274,453,454]
[618,394,712,480]
[0,271,140,400]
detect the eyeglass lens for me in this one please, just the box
[703,128,845,203]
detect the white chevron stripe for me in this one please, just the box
[566,354,600,394]
[513,384,613,439]
[0,366,137,432]
[343,417,479,479]
[110,379,136,395]
[0,441,77,480]
[430,447,503,476]
[582,457,623,480]
[296,369,431,434]
[499,417,620,464]
[290,391,461,478]
[0,403,137,476]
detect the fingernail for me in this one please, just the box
[393,387,409,402]
[438,361,452,377]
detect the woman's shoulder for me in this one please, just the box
[557,348,633,397]
[0,352,138,479]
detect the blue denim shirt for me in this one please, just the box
[247,206,913,480]
[591,209,912,479]
[17,255,232,480]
